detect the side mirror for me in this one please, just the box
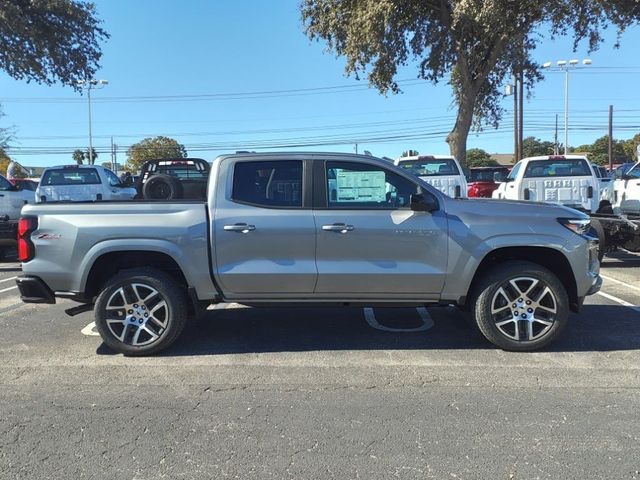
[614,169,624,179]
[410,193,438,212]
[493,172,503,183]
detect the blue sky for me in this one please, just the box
[2,0,640,168]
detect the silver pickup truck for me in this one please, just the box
[16,152,602,355]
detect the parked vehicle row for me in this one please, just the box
[16,152,601,356]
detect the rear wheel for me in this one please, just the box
[94,268,188,356]
[142,174,183,200]
[471,261,569,351]
[623,234,640,252]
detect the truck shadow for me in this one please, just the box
[97,303,640,356]
[601,251,640,269]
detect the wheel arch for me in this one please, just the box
[464,246,578,312]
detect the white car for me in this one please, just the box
[613,161,640,215]
[394,155,467,198]
[0,173,34,219]
[36,165,137,203]
[492,155,607,214]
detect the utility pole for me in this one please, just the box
[518,68,524,160]
[608,105,614,171]
[354,143,358,155]
[554,114,559,155]
[77,79,109,165]
[111,137,117,175]
[513,74,519,162]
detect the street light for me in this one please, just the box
[542,59,591,154]
[77,79,108,164]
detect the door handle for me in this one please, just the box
[224,223,256,233]
[322,223,354,233]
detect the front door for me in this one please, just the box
[313,160,448,299]
[212,158,317,296]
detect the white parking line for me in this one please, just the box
[0,285,18,294]
[80,321,100,336]
[364,307,434,333]
[596,291,640,313]
[601,274,640,293]
[0,276,17,284]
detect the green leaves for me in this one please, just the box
[0,0,109,88]
[125,136,188,172]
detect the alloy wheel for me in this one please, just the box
[104,282,169,347]
[490,277,557,342]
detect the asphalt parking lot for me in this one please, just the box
[2,252,640,479]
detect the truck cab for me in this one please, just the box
[394,155,468,198]
[613,161,640,214]
[493,155,605,213]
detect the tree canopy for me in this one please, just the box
[574,135,631,165]
[522,137,556,158]
[72,147,97,165]
[126,136,188,172]
[0,148,10,177]
[0,0,108,88]
[466,148,497,167]
[301,0,640,163]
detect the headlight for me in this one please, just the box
[558,218,591,235]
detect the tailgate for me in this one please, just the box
[523,176,594,210]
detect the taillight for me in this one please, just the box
[17,217,37,262]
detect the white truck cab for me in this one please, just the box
[0,173,34,219]
[36,165,137,203]
[613,161,640,214]
[394,155,468,198]
[492,155,606,213]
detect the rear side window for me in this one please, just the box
[398,158,460,176]
[524,159,591,178]
[41,168,101,186]
[232,160,303,208]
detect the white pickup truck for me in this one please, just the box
[613,161,640,215]
[395,155,468,198]
[0,173,34,258]
[492,155,607,213]
[35,165,136,203]
[493,155,640,257]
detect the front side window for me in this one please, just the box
[397,158,460,177]
[524,159,591,178]
[0,175,12,191]
[232,160,303,208]
[626,164,640,179]
[104,169,122,187]
[41,168,101,186]
[507,162,522,180]
[327,161,419,209]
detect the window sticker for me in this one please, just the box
[335,170,387,202]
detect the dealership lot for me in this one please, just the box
[2,253,640,479]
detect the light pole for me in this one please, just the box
[542,59,591,155]
[77,79,108,164]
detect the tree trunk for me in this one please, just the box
[446,93,475,165]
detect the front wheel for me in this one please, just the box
[471,261,569,351]
[94,268,188,356]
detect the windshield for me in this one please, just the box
[523,159,591,178]
[41,168,101,186]
[626,164,640,179]
[398,158,460,176]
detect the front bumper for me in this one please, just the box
[587,274,603,295]
[16,276,56,304]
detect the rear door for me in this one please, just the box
[212,158,317,296]
[313,159,448,298]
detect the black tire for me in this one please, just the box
[142,174,183,200]
[589,219,606,262]
[597,202,614,215]
[94,268,188,356]
[470,261,569,351]
[623,234,640,252]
